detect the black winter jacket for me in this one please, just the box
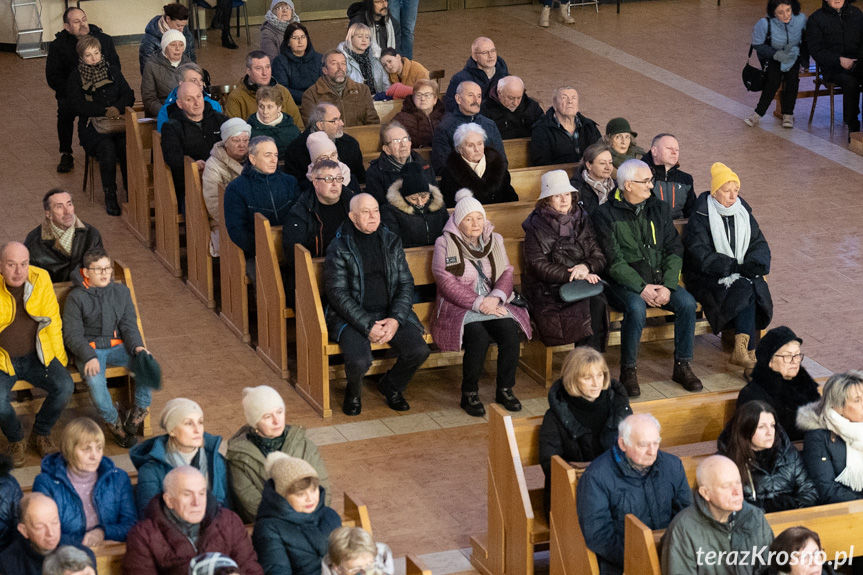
[381,181,448,248]
[273,42,323,105]
[571,169,616,218]
[806,0,863,78]
[479,85,543,140]
[161,103,228,201]
[365,152,435,205]
[737,363,820,442]
[0,535,94,575]
[438,147,517,208]
[283,129,366,185]
[66,64,135,149]
[443,56,509,113]
[324,223,422,339]
[641,150,696,220]
[530,108,601,166]
[0,457,21,554]
[798,401,863,504]
[46,25,120,98]
[24,219,103,283]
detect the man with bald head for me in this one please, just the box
[0,243,73,467]
[480,76,542,140]
[324,193,430,416]
[443,37,509,113]
[661,455,773,575]
[0,493,94,575]
[576,414,691,575]
[124,467,262,575]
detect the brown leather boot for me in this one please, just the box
[672,361,703,392]
[620,366,640,397]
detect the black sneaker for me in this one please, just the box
[460,392,485,417]
[495,388,522,412]
[57,153,74,173]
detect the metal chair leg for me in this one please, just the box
[829,86,835,133]
[809,75,821,126]
[82,152,89,194]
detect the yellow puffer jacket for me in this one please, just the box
[0,266,67,376]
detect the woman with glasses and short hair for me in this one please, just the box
[392,79,445,149]
[682,162,773,380]
[321,527,393,575]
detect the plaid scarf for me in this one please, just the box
[78,58,111,92]
[48,217,79,256]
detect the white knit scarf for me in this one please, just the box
[826,408,863,491]
[465,155,487,178]
[707,195,751,288]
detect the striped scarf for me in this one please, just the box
[48,217,79,256]
[78,58,111,92]
[443,228,508,283]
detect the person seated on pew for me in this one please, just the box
[248,86,301,159]
[522,170,608,349]
[130,398,230,516]
[42,545,96,575]
[438,123,517,208]
[530,85,601,167]
[0,454,22,553]
[717,400,817,513]
[443,37,509,113]
[141,29,192,119]
[381,162,447,248]
[302,133,361,195]
[380,47,429,98]
[259,0,300,62]
[0,493,95,575]
[479,76,543,141]
[431,80,506,173]
[602,118,644,178]
[282,158,354,306]
[225,52,304,131]
[33,417,137,546]
[365,121,435,204]
[738,326,819,442]
[227,386,331,524]
[798,371,863,503]
[202,119,252,259]
[124,467,262,575]
[0,242,73,467]
[539,348,631,506]
[68,35,135,217]
[224,136,299,283]
[302,50,380,128]
[138,2,195,75]
[661,455,773,575]
[325,193,430,416]
[190,552,243,575]
[570,143,616,217]
[61,247,152,447]
[253,453,340,575]
[24,189,103,284]
[321,527,394,575]
[641,134,696,220]
[156,63,223,133]
[272,23,323,107]
[284,103,365,187]
[593,159,702,398]
[162,82,228,210]
[347,0,402,53]
[578,413,692,575]
[682,163,773,379]
[392,79,445,149]
[431,190,531,417]
[763,527,835,575]
[339,24,390,97]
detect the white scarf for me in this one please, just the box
[465,155,487,178]
[707,195,751,288]
[826,409,863,491]
[256,112,284,127]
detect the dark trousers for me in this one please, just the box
[462,318,521,394]
[756,59,800,116]
[339,316,430,397]
[214,0,234,33]
[57,98,76,155]
[92,132,128,192]
[734,301,757,349]
[0,356,74,442]
[825,69,863,131]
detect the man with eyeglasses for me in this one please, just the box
[284,103,366,186]
[642,134,695,220]
[225,51,304,130]
[531,85,601,166]
[156,63,223,133]
[24,189,103,284]
[594,159,702,397]
[365,121,434,204]
[302,50,380,128]
[347,0,402,53]
[0,242,73,467]
[480,76,543,140]
[443,37,509,113]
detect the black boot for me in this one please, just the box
[222,31,238,49]
[104,187,121,216]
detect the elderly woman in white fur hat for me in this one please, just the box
[226,385,331,523]
[129,398,230,515]
[431,189,532,418]
[521,169,608,350]
[141,28,193,118]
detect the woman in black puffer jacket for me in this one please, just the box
[719,400,818,512]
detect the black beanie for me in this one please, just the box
[399,162,429,197]
[755,326,802,366]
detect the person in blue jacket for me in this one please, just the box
[33,417,136,546]
[576,413,692,575]
[156,63,223,132]
[0,454,22,553]
[252,453,341,575]
[130,398,230,515]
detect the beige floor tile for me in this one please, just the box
[380,413,442,435]
[427,409,489,429]
[334,420,396,442]
[304,426,349,446]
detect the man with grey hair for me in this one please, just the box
[480,76,542,140]
[443,37,509,113]
[284,103,365,184]
[594,159,701,397]
[662,455,773,575]
[42,545,96,575]
[431,80,506,172]
[302,50,380,127]
[324,193,430,416]
[531,85,601,166]
[576,413,691,575]
[156,63,223,132]
[365,120,435,203]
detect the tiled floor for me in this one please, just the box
[0,0,859,567]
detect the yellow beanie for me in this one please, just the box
[710,162,740,196]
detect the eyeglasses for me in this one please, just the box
[315,176,345,183]
[290,34,307,41]
[473,49,497,57]
[322,118,343,124]
[87,267,112,274]
[631,177,655,186]
[342,562,376,575]
[387,136,411,145]
[774,353,804,364]
[414,92,435,100]
[274,4,292,11]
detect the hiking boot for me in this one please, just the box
[744,112,761,127]
[782,114,794,128]
[56,153,74,173]
[495,388,522,412]
[559,2,575,23]
[29,432,58,458]
[672,360,703,392]
[460,392,485,417]
[620,366,640,397]
[124,406,149,436]
[106,420,137,449]
[539,5,550,27]
[5,440,26,468]
[729,334,757,369]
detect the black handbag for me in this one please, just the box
[559,279,606,303]
[742,18,771,92]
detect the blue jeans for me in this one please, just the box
[606,283,696,368]
[0,355,74,441]
[388,0,418,59]
[79,344,151,424]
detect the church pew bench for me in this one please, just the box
[184,157,217,309]
[151,132,185,279]
[254,215,293,379]
[510,163,576,202]
[122,108,156,247]
[218,185,252,343]
[358,138,533,170]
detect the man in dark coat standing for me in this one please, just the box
[347,0,401,52]
[480,76,543,140]
[443,37,509,113]
[45,7,120,173]
[577,414,692,575]
[531,85,601,166]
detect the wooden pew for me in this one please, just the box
[505,138,532,170]
[549,456,598,575]
[151,132,184,278]
[218,185,252,343]
[254,214,294,379]
[122,108,156,247]
[511,163,576,202]
[344,124,383,157]
[374,99,403,123]
[359,138,534,170]
[184,157,216,309]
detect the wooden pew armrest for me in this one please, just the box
[405,554,432,575]
[343,491,373,534]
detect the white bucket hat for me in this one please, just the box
[538,170,577,200]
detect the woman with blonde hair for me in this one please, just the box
[321,527,394,575]
[338,23,390,95]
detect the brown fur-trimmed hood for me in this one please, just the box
[386,180,445,214]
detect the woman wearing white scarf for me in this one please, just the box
[798,371,863,503]
[682,162,773,378]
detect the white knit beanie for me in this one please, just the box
[266,452,318,497]
[242,385,285,427]
[220,118,252,142]
[159,398,203,433]
[452,189,485,226]
[306,131,336,163]
[161,29,186,53]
